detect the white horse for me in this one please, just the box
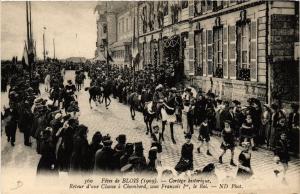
[44,74,51,92]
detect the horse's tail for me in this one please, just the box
[85,87,90,91]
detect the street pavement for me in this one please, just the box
[1,70,300,190]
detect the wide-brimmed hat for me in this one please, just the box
[241,141,251,147]
[55,113,62,120]
[102,134,111,142]
[155,84,163,91]
[103,139,113,146]
[170,87,177,92]
[224,120,232,125]
[116,134,126,143]
[34,98,43,104]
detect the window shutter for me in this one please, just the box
[250,21,257,81]
[223,26,228,78]
[189,1,194,17]
[228,25,236,79]
[203,30,207,76]
[213,30,217,74]
[207,30,213,76]
[189,32,195,75]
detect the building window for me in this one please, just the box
[213,27,223,78]
[194,1,202,16]
[126,18,128,32]
[181,1,188,9]
[142,6,147,33]
[194,31,204,76]
[237,22,251,81]
[206,0,213,12]
[163,1,168,16]
[195,0,213,15]
[213,1,223,11]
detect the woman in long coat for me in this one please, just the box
[37,127,58,176]
[56,121,75,172]
[69,124,89,173]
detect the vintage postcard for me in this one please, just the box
[1,1,299,194]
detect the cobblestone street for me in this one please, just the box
[1,71,300,190]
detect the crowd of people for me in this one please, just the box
[1,60,299,184]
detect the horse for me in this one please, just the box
[127,92,140,120]
[85,86,103,109]
[143,101,158,135]
[44,74,51,92]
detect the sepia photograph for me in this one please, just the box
[1,1,299,194]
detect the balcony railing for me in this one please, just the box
[214,67,223,78]
[237,68,250,81]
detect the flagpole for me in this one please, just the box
[106,2,109,77]
[43,27,46,63]
[132,3,135,91]
[26,2,32,85]
[53,38,56,59]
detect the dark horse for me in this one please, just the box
[85,86,103,109]
[128,92,160,136]
[127,92,140,120]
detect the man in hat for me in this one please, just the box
[129,142,147,172]
[65,80,76,96]
[270,103,286,148]
[120,143,134,168]
[113,134,127,170]
[3,106,18,146]
[288,103,299,154]
[18,101,34,146]
[146,147,158,174]
[94,135,116,172]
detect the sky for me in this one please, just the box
[1,1,98,60]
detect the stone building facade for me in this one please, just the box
[136,0,299,105]
[95,2,137,67]
[95,1,299,105]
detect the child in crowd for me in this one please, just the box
[219,120,236,166]
[273,132,290,184]
[196,117,212,156]
[240,114,257,150]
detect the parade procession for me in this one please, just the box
[1,1,300,193]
